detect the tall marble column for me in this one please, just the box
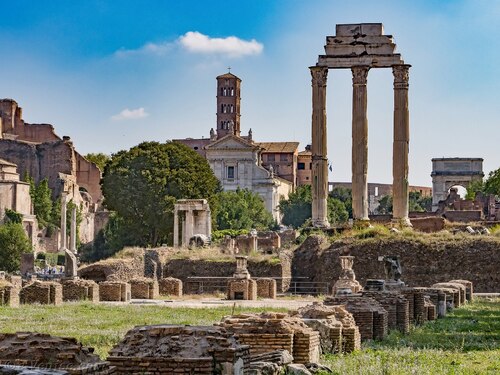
[59,193,67,251]
[310,66,330,227]
[392,64,411,226]
[351,66,370,222]
[173,207,179,248]
[70,206,77,253]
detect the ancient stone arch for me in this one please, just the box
[431,158,484,210]
[310,23,411,227]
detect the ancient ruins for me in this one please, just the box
[310,23,411,227]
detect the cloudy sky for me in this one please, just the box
[1,0,499,186]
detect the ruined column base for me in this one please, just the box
[391,217,412,228]
[353,219,371,229]
[312,218,330,228]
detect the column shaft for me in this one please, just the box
[59,194,67,251]
[351,66,370,221]
[392,64,411,225]
[310,66,330,227]
[70,206,77,253]
[173,208,179,247]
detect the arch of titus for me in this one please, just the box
[311,23,411,227]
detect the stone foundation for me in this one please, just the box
[158,277,183,297]
[0,332,111,374]
[227,279,257,300]
[325,296,388,341]
[129,278,158,299]
[62,279,99,303]
[20,281,62,305]
[218,312,320,364]
[256,278,277,299]
[98,281,131,302]
[108,325,249,374]
[449,279,473,302]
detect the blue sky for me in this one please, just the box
[1,0,499,186]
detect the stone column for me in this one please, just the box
[392,64,411,226]
[310,66,330,227]
[351,66,370,222]
[184,209,194,246]
[173,206,179,248]
[59,193,67,251]
[70,206,77,253]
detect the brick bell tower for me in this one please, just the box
[216,71,241,139]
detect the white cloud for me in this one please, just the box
[114,31,263,58]
[178,31,263,57]
[111,107,149,121]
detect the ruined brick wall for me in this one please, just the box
[20,281,62,305]
[99,281,131,302]
[293,236,500,292]
[61,279,99,302]
[0,281,19,307]
[79,255,145,283]
[129,278,158,299]
[256,278,277,298]
[76,153,102,202]
[410,217,445,232]
[158,277,182,297]
[227,279,257,300]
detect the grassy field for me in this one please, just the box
[0,298,498,374]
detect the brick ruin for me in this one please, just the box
[98,281,131,302]
[0,332,110,374]
[129,278,159,299]
[107,325,249,374]
[0,275,21,308]
[218,312,321,364]
[227,256,257,300]
[61,279,99,303]
[158,277,183,297]
[20,281,62,306]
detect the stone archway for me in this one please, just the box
[310,23,411,227]
[431,158,484,210]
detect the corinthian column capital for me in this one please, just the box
[310,66,328,87]
[351,66,370,85]
[393,64,411,89]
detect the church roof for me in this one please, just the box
[216,72,241,80]
[204,133,259,150]
[256,142,299,153]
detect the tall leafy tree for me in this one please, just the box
[101,141,220,247]
[0,222,32,272]
[484,167,500,196]
[216,188,273,230]
[85,152,111,171]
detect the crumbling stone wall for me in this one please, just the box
[79,255,145,283]
[20,281,62,305]
[0,280,19,307]
[227,279,257,300]
[293,236,500,292]
[362,291,410,333]
[164,257,291,292]
[107,325,249,374]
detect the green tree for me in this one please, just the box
[484,167,500,196]
[85,152,111,171]
[279,185,312,228]
[279,185,349,228]
[216,188,273,230]
[328,198,349,224]
[409,191,432,212]
[33,179,53,226]
[101,141,220,247]
[377,194,393,214]
[329,187,353,218]
[465,179,485,200]
[0,222,32,272]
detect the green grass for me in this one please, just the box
[322,298,500,374]
[0,303,285,358]
[0,299,498,374]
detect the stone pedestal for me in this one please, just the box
[333,256,362,295]
[227,255,256,300]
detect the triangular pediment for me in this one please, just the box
[205,134,259,150]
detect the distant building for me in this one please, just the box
[297,145,312,186]
[175,72,295,221]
